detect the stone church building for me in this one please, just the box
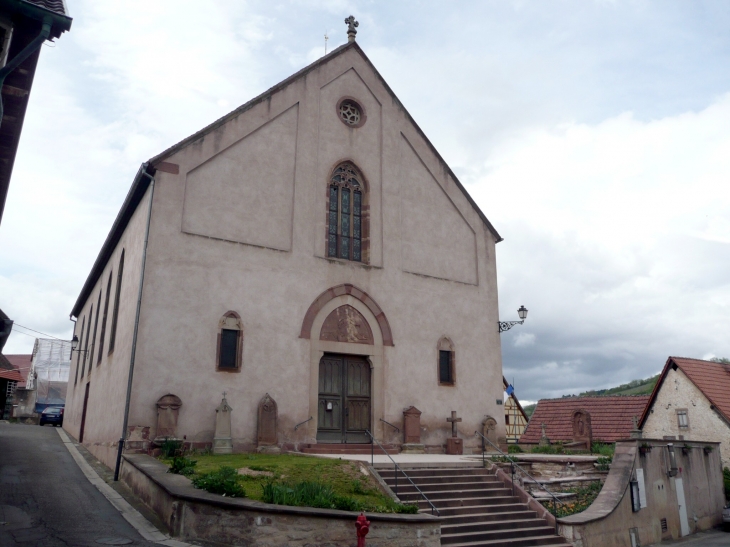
[64,28,507,470]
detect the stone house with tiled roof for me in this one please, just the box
[640,356,730,467]
[64,26,509,471]
[520,395,650,445]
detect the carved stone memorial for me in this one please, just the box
[257,393,280,453]
[445,410,463,455]
[402,406,425,454]
[571,409,592,450]
[213,393,233,454]
[154,394,182,443]
[539,423,550,447]
[482,416,498,450]
[319,305,374,344]
[630,415,643,439]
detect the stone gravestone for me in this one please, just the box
[630,415,643,439]
[445,411,463,455]
[257,393,280,453]
[402,406,425,454]
[572,409,592,450]
[154,394,182,443]
[213,393,233,454]
[482,416,498,450]
[539,423,550,447]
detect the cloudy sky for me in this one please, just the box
[1,1,728,402]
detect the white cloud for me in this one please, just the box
[1,2,730,403]
[513,333,536,348]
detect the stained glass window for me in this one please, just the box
[326,162,364,262]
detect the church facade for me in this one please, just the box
[64,37,507,470]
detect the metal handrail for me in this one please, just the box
[365,430,439,516]
[379,418,400,433]
[294,416,313,431]
[475,430,562,532]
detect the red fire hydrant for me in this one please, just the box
[356,512,370,547]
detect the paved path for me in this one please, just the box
[0,422,166,547]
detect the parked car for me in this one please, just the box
[39,407,64,426]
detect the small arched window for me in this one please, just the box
[217,312,243,372]
[327,162,365,262]
[437,337,455,386]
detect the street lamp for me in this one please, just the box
[498,305,528,333]
[71,334,87,354]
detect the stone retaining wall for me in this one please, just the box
[121,454,440,547]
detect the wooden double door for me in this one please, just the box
[317,354,371,443]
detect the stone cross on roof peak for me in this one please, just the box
[345,15,358,42]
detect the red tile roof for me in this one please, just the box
[4,354,32,386]
[521,395,650,444]
[0,369,24,382]
[640,357,730,427]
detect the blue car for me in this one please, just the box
[39,407,64,426]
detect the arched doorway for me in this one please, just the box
[300,284,393,444]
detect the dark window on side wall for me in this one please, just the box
[109,250,124,354]
[219,329,238,369]
[74,317,85,385]
[98,270,112,363]
[439,350,453,384]
[216,312,243,372]
[89,291,101,368]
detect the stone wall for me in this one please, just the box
[558,440,723,547]
[121,454,440,547]
[642,366,730,467]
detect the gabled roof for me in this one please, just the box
[639,356,730,427]
[71,40,502,317]
[520,395,650,444]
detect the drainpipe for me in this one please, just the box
[114,164,155,481]
[0,17,51,129]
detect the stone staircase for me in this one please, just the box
[299,443,399,455]
[377,465,570,547]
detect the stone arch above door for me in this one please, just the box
[300,284,393,346]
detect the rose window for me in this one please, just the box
[339,100,362,126]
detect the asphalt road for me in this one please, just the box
[0,422,159,547]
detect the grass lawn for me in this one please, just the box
[166,453,411,513]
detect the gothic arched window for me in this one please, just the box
[327,162,364,262]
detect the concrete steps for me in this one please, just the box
[377,466,570,547]
[299,443,399,455]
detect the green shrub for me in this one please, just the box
[160,438,183,458]
[723,467,730,501]
[352,479,366,495]
[168,456,197,476]
[591,442,615,457]
[507,445,524,454]
[261,480,370,512]
[595,456,612,472]
[192,466,246,497]
[395,503,419,514]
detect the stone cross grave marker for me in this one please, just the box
[445,411,463,455]
[447,411,462,437]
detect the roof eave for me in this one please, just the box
[70,163,155,317]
